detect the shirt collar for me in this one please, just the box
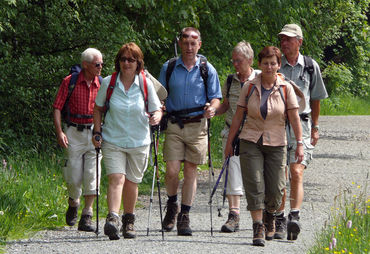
[282,52,304,68]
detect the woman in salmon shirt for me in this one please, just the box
[224,46,304,247]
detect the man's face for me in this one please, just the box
[84,55,103,77]
[179,31,202,61]
[279,35,302,56]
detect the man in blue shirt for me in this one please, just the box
[159,27,222,236]
[275,24,328,241]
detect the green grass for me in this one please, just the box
[308,181,369,254]
[320,95,370,115]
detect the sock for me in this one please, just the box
[168,194,177,203]
[180,204,191,213]
[110,211,119,218]
[253,220,263,224]
[81,207,93,216]
[290,209,300,214]
[230,208,240,214]
[275,211,284,217]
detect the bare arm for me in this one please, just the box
[287,108,304,164]
[204,98,221,119]
[53,109,68,148]
[215,98,230,116]
[310,99,320,146]
[224,105,245,158]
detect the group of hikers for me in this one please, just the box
[53,24,328,247]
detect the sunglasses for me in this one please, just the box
[94,62,104,68]
[120,57,136,63]
[181,33,199,40]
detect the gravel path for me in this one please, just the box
[6,116,370,254]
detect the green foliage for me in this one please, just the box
[320,95,370,115]
[0,0,369,154]
[322,62,353,95]
[308,182,369,254]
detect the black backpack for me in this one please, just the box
[301,55,315,91]
[61,64,103,124]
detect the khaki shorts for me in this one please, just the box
[102,141,150,183]
[163,118,208,165]
[63,125,102,200]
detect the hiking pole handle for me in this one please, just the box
[94,134,101,153]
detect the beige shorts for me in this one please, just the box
[163,118,208,165]
[102,141,150,183]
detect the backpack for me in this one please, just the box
[61,64,103,124]
[302,55,315,91]
[165,55,209,101]
[103,70,149,117]
[225,74,234,98]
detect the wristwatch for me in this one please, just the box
[297,140,304,146]
[312,125,319,131]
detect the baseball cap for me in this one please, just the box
[278,24,303,38]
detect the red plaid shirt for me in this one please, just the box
[53,71,100,124]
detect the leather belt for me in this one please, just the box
[68,122,92,131]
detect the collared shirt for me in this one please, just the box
[53,72,100,124]
[237,73,299,146]
[95,73,161,148]
[159,56,222,117]
[280,53,328,114]
[222,69,261,126]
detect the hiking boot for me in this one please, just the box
[263,211,276,241]
[121,213,136,239]
[104,213,120,240]
[274,213,287,239]
[78,214,95,232]
[221,211,240,233]
[252,222,265,247]
[177,212,192,236]
[287,211,301,240]
[66,205,78,226]
[162,201,179,232]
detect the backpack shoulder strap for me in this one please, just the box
[104,72,118,113]
[139,70,149,113]
[225,74,234,98]
[198,55,209,101]
[245,83,256,105]
[278,85,287,109]
[303,55,314,90]
[165,57,178,89]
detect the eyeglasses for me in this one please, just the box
[120,57,136,63]
[231,59,243,64]
[181,33,199,40]
[94,62,104,68]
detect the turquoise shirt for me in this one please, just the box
[95,73,161,148]
[280,53,328,114]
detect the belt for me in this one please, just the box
[68,122,92,131]
[181,115,203,124]
[299,113,309,122]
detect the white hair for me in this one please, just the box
[81,48,102,63]
[232,41,254,60]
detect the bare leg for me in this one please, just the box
[107,173,125,213]
[181,161,198,206]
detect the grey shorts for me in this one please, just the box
[239,139,286,211]
[288,117,315,167]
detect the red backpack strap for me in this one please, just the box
[139,70,148,113]
[104,72,118,113]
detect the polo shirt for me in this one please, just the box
[238,73,299,146]
[159,56,222,117]
[95,73,161,148]
[280,53,328,114]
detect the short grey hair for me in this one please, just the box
[232,41,254,60]
[81,48,102,63]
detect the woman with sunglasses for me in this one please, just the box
[225,46,304,247]
[216,41,261,233]
[92,42,163,240]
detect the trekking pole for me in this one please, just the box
[146,127,157,237]
[94,135,101,236]
[209,156,230,203]
[222,161,229,209]
[154,125,165,240]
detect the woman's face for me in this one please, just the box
[231,52,251,74]
[258,55,281,77]
[119,51,138,76]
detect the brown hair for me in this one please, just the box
[257,46,282,65]
[180,27,201,41]
[114,42,144,74]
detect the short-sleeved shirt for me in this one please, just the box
[280,53,328,114]
[222,69,261,126]
[53,72,100,124]
[237,73,299,146]
[158,56,222,117]
[95,73,161,148]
